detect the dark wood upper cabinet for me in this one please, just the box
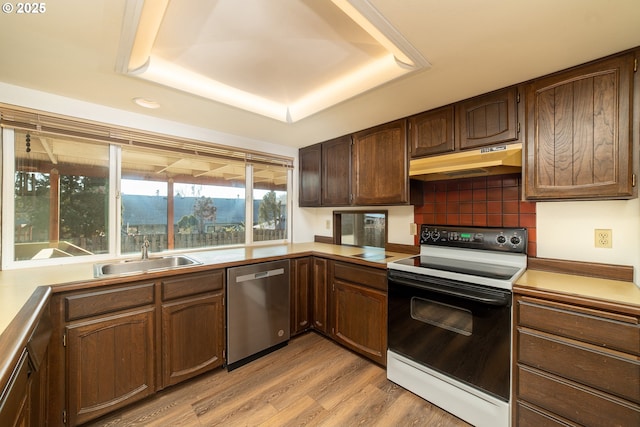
[322,135,352,206]
[300,48,637,203]
[456,86,521,150]
[408,105,455,158]
[352,119,409,205]
[298,143,322,207]
[525,52,636,200]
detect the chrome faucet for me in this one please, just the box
[141,238,150,260]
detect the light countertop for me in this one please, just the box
[515,269,640,312]
[0,243,413,336]
[1,244,638,344]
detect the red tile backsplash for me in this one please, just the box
[413,173,537,257]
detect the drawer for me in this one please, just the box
[517,298,640,355]
[333,261,386,291]
[518,330,640,404]
[517,365,640,427]
[516,401,576,427]
[65,282,155,321]
[161,270,224,301]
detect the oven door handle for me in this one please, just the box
[389,276,511,306]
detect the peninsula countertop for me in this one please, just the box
[0,242,413,335]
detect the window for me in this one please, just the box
[120,144,247,253]
[253,163,288,243]
[1,111,292,268]
[120,178,168,253]
[173,183,246,248]
[12,130,110,261]
[333,210,387,249]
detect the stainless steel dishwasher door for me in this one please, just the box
[226,259,290,370]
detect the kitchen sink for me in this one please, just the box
[94,255,202,277]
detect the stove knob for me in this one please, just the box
[421,230,430,242]
[496,235,507,244]
[432,231,440,241]
[510,236,522,245]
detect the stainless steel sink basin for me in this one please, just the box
[94,255,202,277]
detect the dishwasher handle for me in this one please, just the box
[234,268,285,283]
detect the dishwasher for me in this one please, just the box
[226,259,290,370]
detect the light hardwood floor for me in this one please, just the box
[86,332,471,427]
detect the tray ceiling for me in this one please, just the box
[0,0,639,148]
[117,0,429,122]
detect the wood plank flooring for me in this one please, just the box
[85,333,471,427]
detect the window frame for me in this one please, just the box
[1,123,293,269]
[332,209,388,249]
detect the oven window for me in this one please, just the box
[411,297,472,336]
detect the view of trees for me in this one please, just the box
[177,196,217,234]
[258,190,284,229]
[15,172,287,258]
[14,172,108,243]
[59,175,108,239]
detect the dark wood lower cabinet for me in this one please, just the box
[294,257,388,367]
[47,259,391,425]
[50,271,226,426]
[311,258,329,334]
[291,257,312,336]
[0,350,31,427]
[161,293,224,388]
[330,261,387,366]
[514,293,640,427]
[66,308,156,426]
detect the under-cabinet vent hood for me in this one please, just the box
[410,143,522,181]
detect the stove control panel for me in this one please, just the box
[419,224,527,253]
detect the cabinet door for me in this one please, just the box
[525,52,635,199]
[291,257,312,336]
[332,280,387,366]
[409,105,455,157]
[311,258,328,334]
[0,350,30,427]
[299,143,322,207]
[352,119,409,205]
[66,308,155,426]
[322,135,352,206]
[161,293,224,388]
[456,86,520,149]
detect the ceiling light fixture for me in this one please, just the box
[133,97,160,109]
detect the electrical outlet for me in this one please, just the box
[594,229,612,248]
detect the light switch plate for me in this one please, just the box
[409,223,417,235]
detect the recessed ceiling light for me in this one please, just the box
[133,97,160,109]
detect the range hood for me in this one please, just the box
[410,143,522,181]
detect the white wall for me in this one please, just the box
[537,198,640,285]
[3,83,638,284]
[295,205,416,246]
[0,82,297,159]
